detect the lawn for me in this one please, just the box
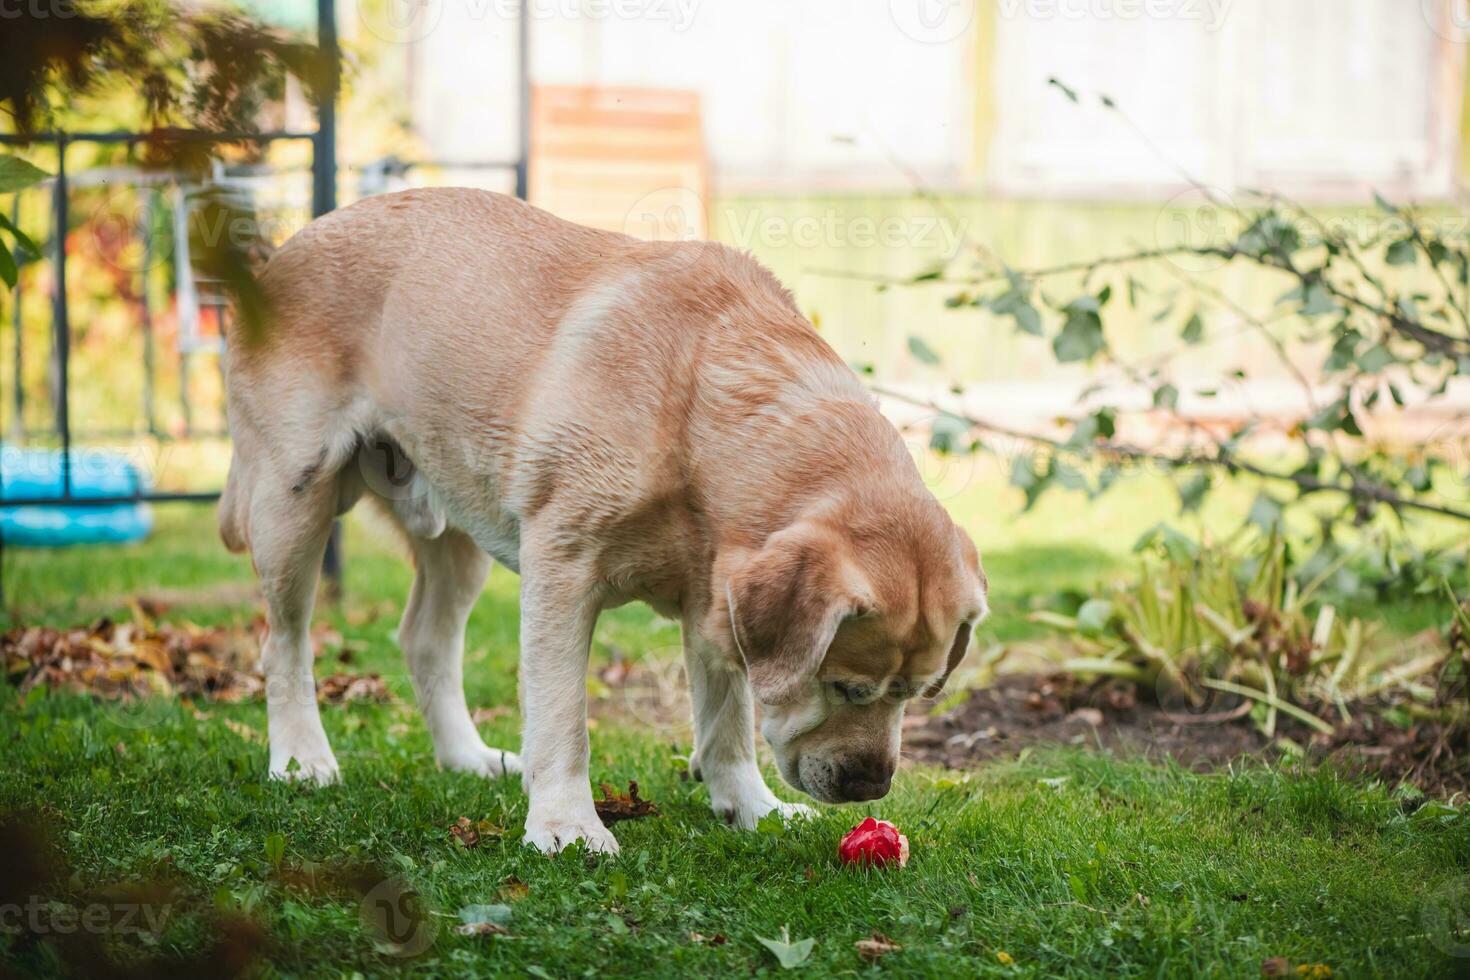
[2,471,1469,977]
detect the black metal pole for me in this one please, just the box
[52,135,71,501]
[515,0,530,201]
[9,196,22,438]
[140,190,158,437]
[315,0,343,599]
[313,0,338,220]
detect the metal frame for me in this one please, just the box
[0,0,532,599]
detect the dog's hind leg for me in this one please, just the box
[397,526,521,778]
[250,464,342,784]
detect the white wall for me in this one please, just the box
[989,0,1463,199]
[405,0,977,187]
[397,0,1463,199]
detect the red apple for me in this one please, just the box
[838,817,909,868]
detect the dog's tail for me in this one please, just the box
[218,450,251,554]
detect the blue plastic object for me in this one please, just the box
[0,448,154,546]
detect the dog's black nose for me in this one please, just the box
[837,759,894,802]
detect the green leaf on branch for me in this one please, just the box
[1052,461,1090,494]
[928,413,971,455]
[1237,213,1302,257]
[0,246,15,289]
[1048,77,1079,103]
[1010,454,1051,511]
[0,156,50,194]
[1069,408,1116,446]
[1054,304,1106,363]
[1356,344,1394,373]
[1385,238,1417,267]
[1306,398,1362,437]
[1181,313,1204,344]
[1396,296,1422,324]
[1153,383,1180,410]
[907,335,942,366]
[1247,492,1286,531]
[1323,329,1361,373]
[1296,282,1340,318]
[1177,472,1211,513]
[989,288,1042,336]
[0,212,39,260]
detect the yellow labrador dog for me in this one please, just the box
[219,188,988,854]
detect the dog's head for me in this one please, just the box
[721,505,987,804]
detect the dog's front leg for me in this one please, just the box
[518,557,619,855]
[685,640,814,829]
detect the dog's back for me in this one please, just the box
[218,187,864,564]
[219,188,634,553]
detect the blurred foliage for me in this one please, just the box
[0,0,335,343]
[885,87,1470,600]
[0,0,329,141]
[0,156,48,286]
[1034,527,1456,739]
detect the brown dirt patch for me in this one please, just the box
[903,672,1470,797]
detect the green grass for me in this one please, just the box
[3,473,1469,977]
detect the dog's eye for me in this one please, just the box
[830,681,873,704]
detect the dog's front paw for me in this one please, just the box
[713,790,816,830]
[269,752,340,785]
[772,801,816,821]
[523,814,620,856]
[440,744,522,778]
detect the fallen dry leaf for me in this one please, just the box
[453,921,509,937]
[317,673,392,705]
[594,781,659,825]
[1261,958,1291,977]
[689,932,728,945]
[222,719,262,743]
[497,876,530,901]
[855,932,901,963]
[3,616,394,709]
[597,649,634,686]
[449,818,504,849]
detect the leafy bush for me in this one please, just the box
[1033,528,1452,738]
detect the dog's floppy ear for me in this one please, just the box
[920,621,973,700]
[726,523,870,706]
